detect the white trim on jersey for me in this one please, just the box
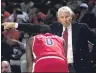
[32,62,35,72]
[35,56,65,64]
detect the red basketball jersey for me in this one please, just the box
[32,33,65,61]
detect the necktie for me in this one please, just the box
[63,28,68,58]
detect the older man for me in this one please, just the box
[1,61,11,73]
[51,6,96,73]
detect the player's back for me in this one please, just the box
[32,33,65,61]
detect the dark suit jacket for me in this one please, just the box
[50,21,96,72]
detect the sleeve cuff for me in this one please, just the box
[15,23,18,28]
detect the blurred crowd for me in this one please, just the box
[1,0,96,73]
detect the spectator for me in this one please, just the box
[78,3,89,22]
[73,8,81,23]
[1,60,12,73]
[8,5,29,23]
[45,8,57,24]
[28,7,46,24]
[20,0,34,13]
[80,12,96,29]
[1,1,11,22]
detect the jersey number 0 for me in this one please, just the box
[45,38,54,46]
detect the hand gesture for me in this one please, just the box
[2,22,16,30]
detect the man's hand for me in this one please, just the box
[2,22,16,30]
[11,39,19,43]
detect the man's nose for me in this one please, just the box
[63,18,67,21]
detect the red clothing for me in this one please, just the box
[34,56,68,72]
[32,33,68,72]
[3,28,21,40]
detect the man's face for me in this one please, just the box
[1,63,9,73]
[58,12,72,27]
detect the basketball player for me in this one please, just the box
[26,25,68,73]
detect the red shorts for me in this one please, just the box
[33,56,68,73]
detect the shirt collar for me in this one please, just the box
[63,24,72,31]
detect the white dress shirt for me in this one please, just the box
[62,25,74,63]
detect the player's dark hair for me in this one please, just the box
[39,25,51,34]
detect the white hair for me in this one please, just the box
[57,6,74,17]
[2,61,12,72]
